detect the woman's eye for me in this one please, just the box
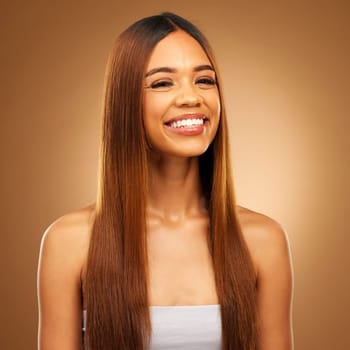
[150,80,174,90]
[196,77,217,88]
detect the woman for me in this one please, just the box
[37,12,293,350]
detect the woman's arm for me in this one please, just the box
[256,220,293,349]
[37,210,90,350]
[240,208,294,350]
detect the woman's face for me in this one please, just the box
[143,30,220,158]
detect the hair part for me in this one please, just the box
[85,12,258,350]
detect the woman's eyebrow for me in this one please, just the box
[145,64,215,77]
[193,64,215,72]
[145,67,175,77]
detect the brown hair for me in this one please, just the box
[85,12,258,350]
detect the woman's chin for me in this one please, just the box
[149,143,210,159]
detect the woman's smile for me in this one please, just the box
[164,113,209,136]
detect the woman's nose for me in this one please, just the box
[174,83,202,107]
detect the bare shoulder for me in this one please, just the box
[237,205,288,242]
[236,206,292,275]
[40,204,95,253]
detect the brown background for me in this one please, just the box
[1,0,349,349]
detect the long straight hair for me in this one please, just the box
[85,12,258,350]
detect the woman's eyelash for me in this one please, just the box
[197,78,216,85]
[150,81,173,89]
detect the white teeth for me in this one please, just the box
[169,118,204,128]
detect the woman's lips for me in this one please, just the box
[164,114,208,136]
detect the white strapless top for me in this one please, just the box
[83,304,222,349]
[149,304,222,349]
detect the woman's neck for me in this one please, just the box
[147,154,206,222]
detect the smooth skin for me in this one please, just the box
[38,31,293,349]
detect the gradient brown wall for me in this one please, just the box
[1,1,349,349]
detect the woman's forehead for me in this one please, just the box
[146,31,211,72]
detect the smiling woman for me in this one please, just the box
[37,12,293,350]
